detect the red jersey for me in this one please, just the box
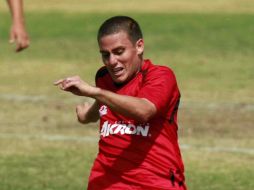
[88,60,186,190]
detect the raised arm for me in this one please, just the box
[54,76,157,123]
[7,0,30,52]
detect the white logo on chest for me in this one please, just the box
[100,121,150,137]
[99,105,107,116]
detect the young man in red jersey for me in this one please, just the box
[6,0,30,52]
[55,16,187,190]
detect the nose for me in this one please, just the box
[108,54,117,66]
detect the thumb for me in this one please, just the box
[9,30,16,44]
[76,103,89,124]
[83,102,89,108]
[76,104,82,114]
[76,102,90,116]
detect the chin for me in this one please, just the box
[113,78,125,84]
[112,76,128,84]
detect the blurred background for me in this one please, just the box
[0,0,253,189]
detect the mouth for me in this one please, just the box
[112,67,124,76]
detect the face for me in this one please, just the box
[98,31,144,84]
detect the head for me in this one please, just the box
[97,16,144,84]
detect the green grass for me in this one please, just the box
[1,13,253,102]
[4,0,254,14]
[184,150,254,190]
[0,140,97,190]
[0,9,254,190]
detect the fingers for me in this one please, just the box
[54,79,65,86]
[76,102,90,124]
[15,33,30,52]
[54,76,94,97]
[76,102,89,114]
[9,34,30,52]
[16,38,30,52]
[54,76,80,90]
[9,26,30,52]
[54,78,71,90]
[9,31,15,44]
[54,76,80,84]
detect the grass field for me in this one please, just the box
[0,1,254,190]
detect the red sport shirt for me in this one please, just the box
[87,59,186,190]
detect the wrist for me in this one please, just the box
[90,86,102,98]
[12,18,25,25]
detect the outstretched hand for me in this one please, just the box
[54,76,99,97]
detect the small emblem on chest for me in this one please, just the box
[99,105,108,116]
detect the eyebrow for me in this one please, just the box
[100,46,125,54]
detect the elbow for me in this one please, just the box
[134,100,157,123]
[77,114,99,124]
[78,117,98,124]
[136,115,151,124]
[135,108,156,123]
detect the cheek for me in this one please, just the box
[118,54,130,63]
[120,49,136,60]
[121,52,136,66]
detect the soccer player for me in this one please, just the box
[54,16,187,190]
[6,0,30,52]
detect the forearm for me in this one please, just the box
[92,88,156,123]
[7,0,24,23]
[54,76,156,123]
[77,101,100,124]
[85,101,100,123]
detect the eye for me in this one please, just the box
[114,48,124,55]
[100,52,110,59]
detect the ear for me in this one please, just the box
[135,39,144,55]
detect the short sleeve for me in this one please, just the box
[95,66,108,87]
[137,67,180,117]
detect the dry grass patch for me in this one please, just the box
[1,0,254,13]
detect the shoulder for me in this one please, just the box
[95,66,108,82]
[155,65,175,75]
[145,63,177,82]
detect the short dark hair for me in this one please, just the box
[97,16,143,44]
